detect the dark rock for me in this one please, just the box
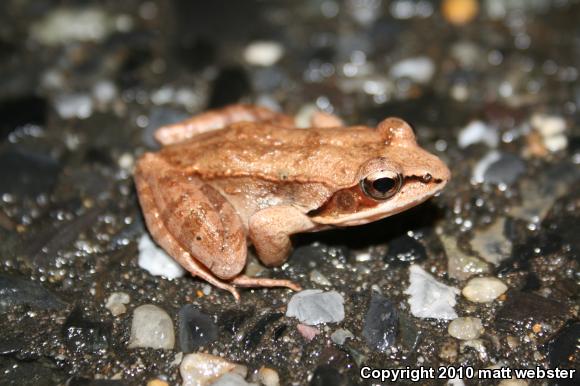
[0,357,67,386]
[290,244,349,272]
[208,66,251,108]
[219,307,253,335]
[495,292,570,332]
[178,305,218,353]
[0,149,60,197]
[362,292,399,352]
[177,37,216,71]
[483,152,526,185]
[384,234,427,264]
[68,378,127,386]
[63,307,110,353]
[310,365,348,386]
[0,274,66,312]
[0,95,47,141]
[0,337,24,355]
[521,273,542,291]
[243,312,283,351]
[545,321,580,386]
[398,313,421,351]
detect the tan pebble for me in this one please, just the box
[258,366,280,386]
[180,353,247,386]
[462,277,507,303]
[147,379,169,386]
[442,0,479,25]
[448,317,484,340]
[498,378,528,386]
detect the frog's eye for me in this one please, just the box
[360,172,403,200]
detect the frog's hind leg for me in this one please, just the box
[134,153,248,299]
[155,104,294,145]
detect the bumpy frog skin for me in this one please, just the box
[134,104,450,299]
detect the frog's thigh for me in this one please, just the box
[248,206,315,266]
[155,104,294,145]
[135,154,247,282]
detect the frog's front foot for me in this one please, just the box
[230,275,302,292]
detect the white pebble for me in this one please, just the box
[531,113,566,136]
[286,289,345,325]
[404,265,459,320]
[462,277,507,303]
[211,373,256,386]
[389,56,435,84]
[309,270,332,286]
[105,292,130,316]
[31,7,115,45]
[330,328,354,345]
[138,233,185,279]
[258,367,280,386]
[128,304,175,349]
[243,41,284,66]
[458,121,498,148]
[180,353,247,386]
[54,93,93,119]
[448,317,484,340]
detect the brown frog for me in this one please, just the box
[134,104,450,299]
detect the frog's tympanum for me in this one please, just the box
[135,104,450,299]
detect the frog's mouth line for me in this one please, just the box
[308,176,447,226]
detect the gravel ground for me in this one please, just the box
[0,1,578,385]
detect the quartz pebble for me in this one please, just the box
[448,317,484,340]
[179,353,247,386]
[286,289,345,325]
[330,329,354,345]
[462,277,507,303]
[243,41,284,66]
[405,265,459,320]
[458,121,498,148]
[128,304,175,350]
[211,373,256,386]
[105,292,130,316]
[258,367,280,386]
[389,57,435,84]
[138,234,185,279]
[309,270,332,286]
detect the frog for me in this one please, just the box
[134,104,450,300]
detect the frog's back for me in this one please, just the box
[158,122,387,187]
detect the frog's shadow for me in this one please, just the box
[292,201,444,250]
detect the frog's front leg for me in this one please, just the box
[249,206,316,267]
[155,104,294,145]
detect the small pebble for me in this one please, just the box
[442,0,479,25]
[389,56,435,84]
[258,367,280,386]
[211,373,256,386]
[147,380,169,386]
[105,292,130,316]
[531,113,567,152]
[180,353,247,386]
[363,292,399,352]
[286,289,345,325]
[462,277,508,303]
[498,379,528,386]
[177,305,218,353]
[470,217,512,265]
[243,41,284,66]
[128,304,175,350]
[309,270,332,286]
[405,265,459,320]
[458,121,498,148]
[297,323,320,341]
[330,329,354,345]
[54,93,93,119]
[138,234,185,279]
[448,317,484,340]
